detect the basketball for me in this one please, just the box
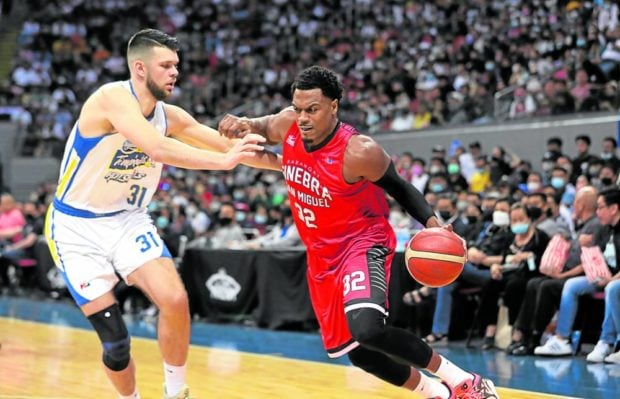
[404,227,466,288]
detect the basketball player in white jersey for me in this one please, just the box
[44,29,278,399]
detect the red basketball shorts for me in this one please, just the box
[306,240,394,358]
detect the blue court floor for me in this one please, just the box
[1,295,618,398]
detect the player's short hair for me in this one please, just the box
[127,29,178,60]
[291,66,343,101]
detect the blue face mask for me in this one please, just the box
[511,223,530,235]
[431,183,445,193]
[551,177,565,189]
[156,216,169,229]
[254,214,267,224]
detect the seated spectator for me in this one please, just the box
[478,203,550,350]
[202,202,247,249]
[469,156,492,194]
[600,136,620,172]
[446,158,469,192]
[585,188,620,363]
[0,194,26,247]
[596,163,619,191]
[534,193,610,356]
[408,198,513,345]
[0,200,44,291]
[572,134,600,183]
[243,207,302,250]
[526,192,562,238]
[435,194,467,237]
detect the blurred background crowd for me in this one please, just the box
[0,0,620,363]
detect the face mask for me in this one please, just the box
[156,216,169,229]
[233,191,245,200]
[209,201,221,213]
[542,162,555,172]
[447,164,460,175]
[527,206,543,220]
[186,205,197,217]
[601,152,613,160]
[412,164,424,176]
[219,217,232,226]
[588,166,601,177]
[431,183,445,193]
[527,182,541,192]
[551,177,565,189]
[439,210,453,220]
[492,210,510,226]
[254,214,267,224]
[511,223,530,235]
[429,165,443,175]
[601,177,613,186]
[148,202,158,212]
[457,200,468,212]
[235,212,247,222]
[467,215,479,224]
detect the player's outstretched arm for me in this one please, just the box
[99,85,264,170]
[218,107,296,145]
[344,135,440,228]
[165,104,281,171]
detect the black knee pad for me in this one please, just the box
[348,346,410,386]
[87,303,131,371]
[347,307,386,347]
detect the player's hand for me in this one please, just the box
[219,114,252,139]
[223,133,266,169]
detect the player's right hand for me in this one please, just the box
[219,114,252,139]
[223,133,266,169]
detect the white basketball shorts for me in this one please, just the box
[44,203,171,306]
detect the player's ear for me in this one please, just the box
[331,99,338,115]
[133,59,147,78]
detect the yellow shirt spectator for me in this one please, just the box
[469,169,492,193]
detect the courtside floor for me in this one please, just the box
[0,297,617,398]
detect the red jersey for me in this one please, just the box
[282,121,394,271]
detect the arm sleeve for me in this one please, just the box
[373,161,435,226]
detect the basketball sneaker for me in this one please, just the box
[431,382,456,399]
[453,373,499,399]
[163,384,190,399]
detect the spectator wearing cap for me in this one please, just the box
[601,136,620,172]
[470,156,492,194]
[572,135,600,183]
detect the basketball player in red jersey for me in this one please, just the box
[219,66,499,399]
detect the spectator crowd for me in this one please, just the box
[3,0,620,156]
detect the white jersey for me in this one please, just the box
[54,80,166,217]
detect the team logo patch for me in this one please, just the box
[108,140,154,171]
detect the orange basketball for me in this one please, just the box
[404,227,466,288]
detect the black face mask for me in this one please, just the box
[527,206,543,221]
[219,217,232,226]
[467,215,479,224]
[601,177,614,186]
[439,211,453,220]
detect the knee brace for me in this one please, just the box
[347,307,387,347]
[87,303,131,371]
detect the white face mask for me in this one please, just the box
[492,210,510,226]
[527,182,541,192]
